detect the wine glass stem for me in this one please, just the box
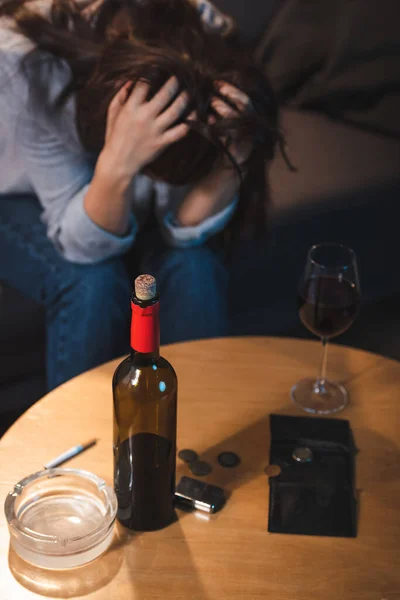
[314,338,329,394]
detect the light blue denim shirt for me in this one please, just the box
[0,2,237,264]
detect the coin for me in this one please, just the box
[292,447,313,463]
[217,451,240,468]
[189,460,212,476]
[178,449,198,463]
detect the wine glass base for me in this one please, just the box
[291,378,348,415]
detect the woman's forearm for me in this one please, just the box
[84,155,136,236]
[84,153,240,235]
[176,167,240,227]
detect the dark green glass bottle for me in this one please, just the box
[112,275,177,531]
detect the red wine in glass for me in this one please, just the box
[291,244,360,415]
[298,275,360,339]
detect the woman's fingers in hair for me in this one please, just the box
[220,83,250,107]
[112,81,132,105]
[147,76,180,116]
[186,110,197,122]
[156,90,189,131]
[126,79,150,109]
[215,81,253,114]
[106,81,132,141]
[161,122,190,146]
[210,81,255,167]
[211,98,237,119]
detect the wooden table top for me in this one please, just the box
[1,337,400,600]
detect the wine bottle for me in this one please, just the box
[112,274,177,531]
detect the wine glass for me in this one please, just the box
[291,243,360,414]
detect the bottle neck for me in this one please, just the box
[130,297,160,362]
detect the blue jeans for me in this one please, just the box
[0,195,228,390]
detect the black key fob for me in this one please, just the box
[175,476,226,514]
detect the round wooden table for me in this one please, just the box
[1,337,400,600]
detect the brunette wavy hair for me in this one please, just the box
[0,0,286,240]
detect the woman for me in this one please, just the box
[0,0,281,390]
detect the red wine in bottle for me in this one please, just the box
[112,275,177,531]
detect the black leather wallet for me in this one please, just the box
[268,414,357,537]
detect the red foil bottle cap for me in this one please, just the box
[130,301,160,354]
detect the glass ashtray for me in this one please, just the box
[4,468,117,569]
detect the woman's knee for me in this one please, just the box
[148,244,228,288]
[46,256,131,308]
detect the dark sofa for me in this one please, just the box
[1,0,400,428]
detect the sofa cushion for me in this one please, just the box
[269,108,400,217]
[254,0,336,98]
[255,0,400,138]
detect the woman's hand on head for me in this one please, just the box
[97,76,191,185]
[210,81,254,168]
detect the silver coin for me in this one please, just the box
[292,447,313,463]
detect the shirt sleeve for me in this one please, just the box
[162,200,238,247]
[20,123,137,264]
[153,181,238,248]
[4,52,137,263]
[192,0,235,35]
